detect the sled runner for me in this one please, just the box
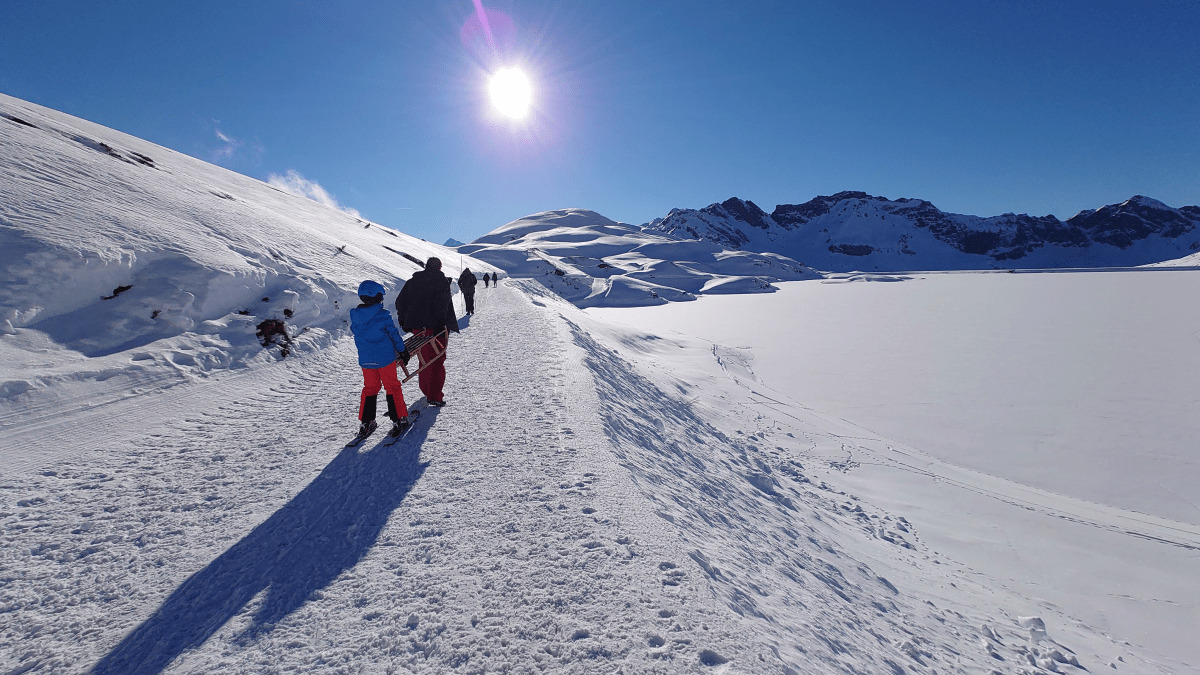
[398,328,448,383]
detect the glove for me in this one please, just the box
[397,350,411,366]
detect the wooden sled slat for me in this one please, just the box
[398,328,448,383]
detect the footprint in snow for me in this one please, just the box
[698,649,729,666]
[660,563,686,586]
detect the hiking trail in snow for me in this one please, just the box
[1,282,1160,673]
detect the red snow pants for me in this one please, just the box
[359,362,407,421]
[415,328,448,403]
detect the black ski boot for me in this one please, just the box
[388,417,411,437]
[345,419,378,448]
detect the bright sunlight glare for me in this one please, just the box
[488,67,533,120]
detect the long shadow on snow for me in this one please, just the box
[90,412,437,675]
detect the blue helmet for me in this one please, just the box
[357,280,385,298]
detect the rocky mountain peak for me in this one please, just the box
[649,192,1200,271]
[703,198,772,231]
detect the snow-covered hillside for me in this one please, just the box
[460,209,818,308]
[652,192,1200,272]
[0,93,495,425]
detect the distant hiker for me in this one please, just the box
[459,267,479,315]
[483,272,490,288]
[492,272,500,286]
[396,257,459,407]
[350,280,410,439]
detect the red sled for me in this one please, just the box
[398,329,448,383]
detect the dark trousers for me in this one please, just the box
[414,329,448,402]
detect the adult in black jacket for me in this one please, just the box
[395,257,459,406]
[458,268,478,314]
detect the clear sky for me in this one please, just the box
[2,1,1197,243]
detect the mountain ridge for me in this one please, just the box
[650,191,1200,271]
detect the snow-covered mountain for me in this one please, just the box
[460,209,819,307]
[3,93,1197,674]
[651,191,1200,271]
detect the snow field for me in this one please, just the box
[3,270,1183,674]
[587,270,1200,673]
[559,309,1102,673]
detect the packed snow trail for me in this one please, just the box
[2,283,758,673]
[3,281,1131,673]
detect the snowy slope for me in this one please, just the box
[460,209,819,308]
[652,192,1200,272]
[0,93,490,434]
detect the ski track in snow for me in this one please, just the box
[0,282,1163,674]
[0,351,336,476]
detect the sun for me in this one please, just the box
[488,67,533,120]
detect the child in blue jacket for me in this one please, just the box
[350,280,410,438]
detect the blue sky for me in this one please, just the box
[2,1,1197,243]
